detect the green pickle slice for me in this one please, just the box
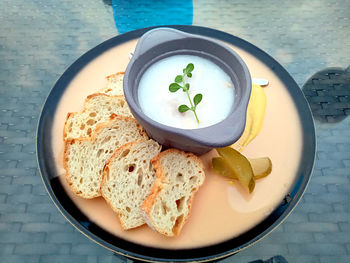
[213,156,272,182]
[212,157,233,178]
[249,157,272,179]
[214,147,255,193]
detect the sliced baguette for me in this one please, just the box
[64,114,148,199]
[99,72,124,96]
[142,149,205,236]
[101,139,161,230]
[64,93,132,140]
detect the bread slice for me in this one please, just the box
[99,72,124,96]
[64,114,148,199]
[142,149,205,236]
[64,93,132,140]
[101,139,161,230]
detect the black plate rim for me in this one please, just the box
[36,25,316,262]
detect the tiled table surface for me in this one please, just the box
[0,0,349,262]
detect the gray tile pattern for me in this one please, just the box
[1,0,349,262]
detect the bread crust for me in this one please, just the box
[64,115,148,199]
[85,92,125,101]
[63,112,74,140]
[141,149,205,236]
[105,71,125,80]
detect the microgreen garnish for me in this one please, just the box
[169,63,202,124]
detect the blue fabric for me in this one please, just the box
[112,0,193,34]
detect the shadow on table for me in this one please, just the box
[302,66,350,123]
[113,254,288,263]
[102,0,112,6]
[248,255,288,263]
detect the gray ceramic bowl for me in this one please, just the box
[124,28,251,155]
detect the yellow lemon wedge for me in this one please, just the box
[234,83,267,151]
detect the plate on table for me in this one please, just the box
[36,25,315,262]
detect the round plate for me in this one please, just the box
[36,25,315,262]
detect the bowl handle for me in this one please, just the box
[133,28,191,59]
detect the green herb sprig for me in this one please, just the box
[169,63,202,124]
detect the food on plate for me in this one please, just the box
[62,58,269,237]
[99,72,125,96]
[213,147,255,193]
[64,114,148,198]
[234,83,267,151]
[142,149,205,236]
[249,157,272,179]
[101,139,161,230]
[138,55,234,129]
[64,93,132,140]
